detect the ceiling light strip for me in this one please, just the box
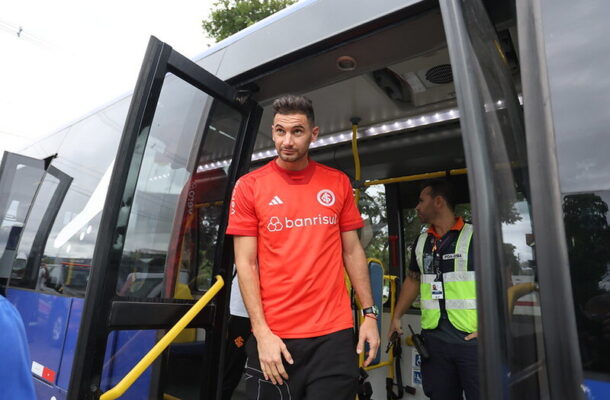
[197,95,523,173]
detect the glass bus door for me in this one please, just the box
[0,152,46,291]
[440,0,583,398]
[67,37,261,400]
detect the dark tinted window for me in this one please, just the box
[563,191,610,378]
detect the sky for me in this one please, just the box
[0,0,215,154]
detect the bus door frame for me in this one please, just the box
[67,36,261,400]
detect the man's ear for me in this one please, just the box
[311,126,320,141]
[434,195,444,209]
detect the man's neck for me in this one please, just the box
[431,212,457,238]
[275,156,309,171]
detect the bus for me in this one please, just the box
[0,0,608,399]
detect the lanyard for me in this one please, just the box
[431,234,453,281]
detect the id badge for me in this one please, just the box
[431,281,444,300]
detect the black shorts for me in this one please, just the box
[222,315,252,400]
[244,328,359,400]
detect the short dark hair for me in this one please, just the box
[272,95,315,126]
[421,179,456,211]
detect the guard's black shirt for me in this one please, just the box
[408,217,476,345]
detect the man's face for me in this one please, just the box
[415,186,437,223]
[272,113,319,163]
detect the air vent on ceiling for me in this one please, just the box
[425,64,453,85]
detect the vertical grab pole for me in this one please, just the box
[351,117,363,368]
[351,117,362,205]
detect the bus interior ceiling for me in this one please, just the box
[241,6,521,182]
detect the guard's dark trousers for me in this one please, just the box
[244,328,359,400]
[420,335,479,400]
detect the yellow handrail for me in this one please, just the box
[507,282,536,314]
[363,275,398,374]
[364,168,467,187]
[100,275,225,400]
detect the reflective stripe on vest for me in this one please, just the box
[416,223,477,333]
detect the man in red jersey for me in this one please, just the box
[226,95,380,399]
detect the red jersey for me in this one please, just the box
[226,159,363,338]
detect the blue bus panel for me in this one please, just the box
[6,288,156,399]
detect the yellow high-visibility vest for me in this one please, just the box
[415,223,477,333]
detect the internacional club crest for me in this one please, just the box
[317,189,336,207]
[267,216,284,232]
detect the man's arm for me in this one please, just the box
[233,236,293,385]
[341,230,380,367]
[389,270,421,337]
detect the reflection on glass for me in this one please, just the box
[10,173,60,289]
[563,191,610,376]
[118,73,210,298]
[36,96,129,277]
[174,102,243,294]
[543,0,610,193]
[196,203,223,291]
[0,157,46,279]
[359,185,389,269]
[117,74,244,299]
[10,165,75,294]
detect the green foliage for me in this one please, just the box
[202,0,298,42]
[359,187,389,270]
[563,194,610,310]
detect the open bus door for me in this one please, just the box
[67,37,261,400]
[0,152,46,291]
[439,0,583,398]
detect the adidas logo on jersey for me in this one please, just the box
[268,195,284,206]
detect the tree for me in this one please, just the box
[563,194,610,309]
[358,187,389,269]
[202,0,298,42]
[563,193,610,370]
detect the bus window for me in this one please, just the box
[0,153,46,285]
[165,103,242,296]
[563,192,610,378]
[359,184,389,271]
[10,166,74,294]
[25,95,129,287]
[10,173,60,288]
[535,0,610,388]
[116,72,211,298]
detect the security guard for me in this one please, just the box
[389,180,478,400]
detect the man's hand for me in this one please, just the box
[388,317,404,339]
[358,317,381,367]
[255,329,294,385]
[464,331,478,341]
